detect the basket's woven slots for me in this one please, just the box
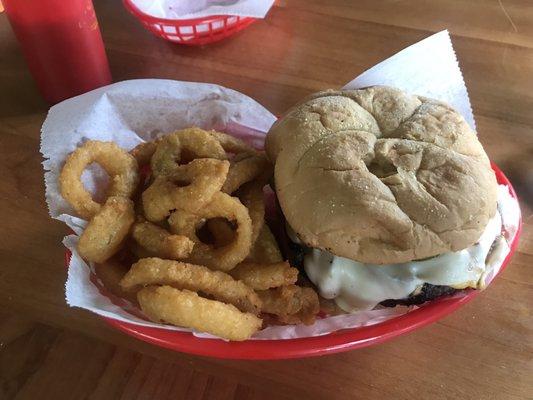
[124,0,256,45]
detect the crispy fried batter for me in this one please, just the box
[142,158,229,221]
[258,285,319,325]
[132,221,194,260]
[60,141,139,219]
[236,182,265,246]
[230,261,298,290]
[60,130,323,340]
[151,128,226,176]
[78,196,135,263]
[168,192,252,271]
[138,286,262,341]
[246,224,283,263]
[222,153,272,194]
[207,130,255,154]
[130,140,160,167]
[121,258,261,314]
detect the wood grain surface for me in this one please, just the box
[1,1,532,399]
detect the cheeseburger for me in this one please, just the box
[266,86,507,311]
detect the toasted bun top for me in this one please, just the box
[266,86,498,264]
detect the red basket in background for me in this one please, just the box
[123,0,257,45]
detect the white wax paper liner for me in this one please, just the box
[131,0,275,20]
[42,31,521,341]
[344,30,475,131]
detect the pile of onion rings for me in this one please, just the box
[59,129,319,341]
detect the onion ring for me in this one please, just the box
[129,140,160,167]
[230,261,298,290]
[257,285,319,325]
[168,192,252,271]
[77,196,135,263]
[131,221,194,260]
[151,128,226,176]
[236,181,265,245]
[137,286,262,341]
[246,224,283,263]
[129,240,157,260]
[222,152,272,194]
[120,258,261,314]
[142,158,229,221]
[207,130,255,154]
[59,141,139,220]
[204,181,265,250]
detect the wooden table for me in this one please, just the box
[1,1,532,399]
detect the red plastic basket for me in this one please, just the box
[65,163,521,360]
[123,0,257,45]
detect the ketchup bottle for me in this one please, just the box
[3,0,112,104]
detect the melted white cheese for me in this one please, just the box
[304,212,504,312]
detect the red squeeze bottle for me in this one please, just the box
[3,0,112,104]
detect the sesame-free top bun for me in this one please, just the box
[266,86,498,264]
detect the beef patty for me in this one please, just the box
[285,240,458,307]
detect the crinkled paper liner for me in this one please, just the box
[131,0,275,20]
[42,31,521,341]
